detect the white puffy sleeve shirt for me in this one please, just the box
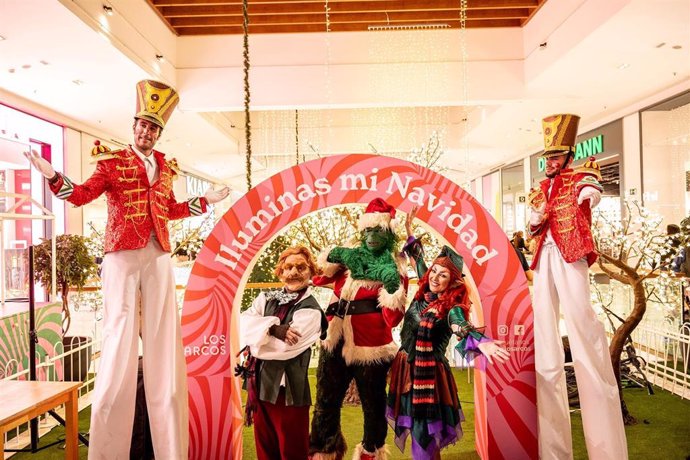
[240,289,322,361]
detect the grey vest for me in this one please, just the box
[258,294,324,407]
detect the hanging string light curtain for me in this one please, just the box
[324,0,333,155]
[242,0,252,190]
[295,109,300,165]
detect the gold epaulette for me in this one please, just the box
[575,156,602,180]
[90,149,123,163]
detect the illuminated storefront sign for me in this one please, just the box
[537,135,604,172]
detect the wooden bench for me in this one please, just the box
[0,381,82,459]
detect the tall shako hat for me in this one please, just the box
[541,113,580,158]
[134,80,179,129]
[358,198,399,232]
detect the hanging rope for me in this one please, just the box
[459,0,469,184]
[295,109,300,165]
[242,0,252,190]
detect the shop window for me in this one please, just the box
[641,91,690,228]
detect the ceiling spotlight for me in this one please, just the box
[617,63,630,70]
[155,54,165,62]
[72,79,84,86]
[672,45,683,49]
[103,5,113,16]
[0,35,6,41]
[539,41,548,50]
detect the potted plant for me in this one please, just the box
[34,234,99,381]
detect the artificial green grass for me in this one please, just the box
[241,368,481,460]
[10,369,690,459]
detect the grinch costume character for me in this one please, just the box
[529,114,627,459]
[309,198,408,460]
[25,80,229,459]
[387,207,509,460]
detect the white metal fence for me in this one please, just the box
[629,322,690,399]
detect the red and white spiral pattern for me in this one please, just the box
[182,154,537,459]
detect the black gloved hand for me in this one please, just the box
[269,324,290,341]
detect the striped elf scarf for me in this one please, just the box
[412,294,442,419]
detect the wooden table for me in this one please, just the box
[0,380,81,459]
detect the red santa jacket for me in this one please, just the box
[313,252,407,365]
[49,147,207,253]
[528,169,603,270]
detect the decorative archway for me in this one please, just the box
[182,154,537,459]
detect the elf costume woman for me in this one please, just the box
[386,207,509,460]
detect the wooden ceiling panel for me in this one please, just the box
[147,0,548,35]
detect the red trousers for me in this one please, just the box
[254,388,310,460]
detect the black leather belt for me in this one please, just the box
[325,299,380,318]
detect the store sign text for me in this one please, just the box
[186,175,211,196]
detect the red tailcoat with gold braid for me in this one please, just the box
[48,146,207,253]
[528,168,603,270]
[313,258,408,364]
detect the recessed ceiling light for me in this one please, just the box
[672,45,683,49]
[39,60,50,66]
[155,54,165,62]
[72,79,84,86]
[656,42,666,48]
[617,63,630,70]
[0,35,5,41]
[21,64,31,69]
[103,5,113,16]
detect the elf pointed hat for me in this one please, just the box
[358,198,399,232]
[436,245,465,273]
[541,113,580,158]
[135,80,179,129]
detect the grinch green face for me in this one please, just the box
[363,226,394,254]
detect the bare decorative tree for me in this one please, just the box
[285,206,362,255]
[407,130,447,173]
[591,200,677,424]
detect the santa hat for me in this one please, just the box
[358,198,399,232]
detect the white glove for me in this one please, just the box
[23,149,56,179]
[204,186,230,204]
[529,203,546,227]
[577,186,601,208]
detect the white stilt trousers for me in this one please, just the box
[88,240,188,459]
[533,241,628,460]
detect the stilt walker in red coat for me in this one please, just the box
[529,114,628,460]
[25,80,230,460]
